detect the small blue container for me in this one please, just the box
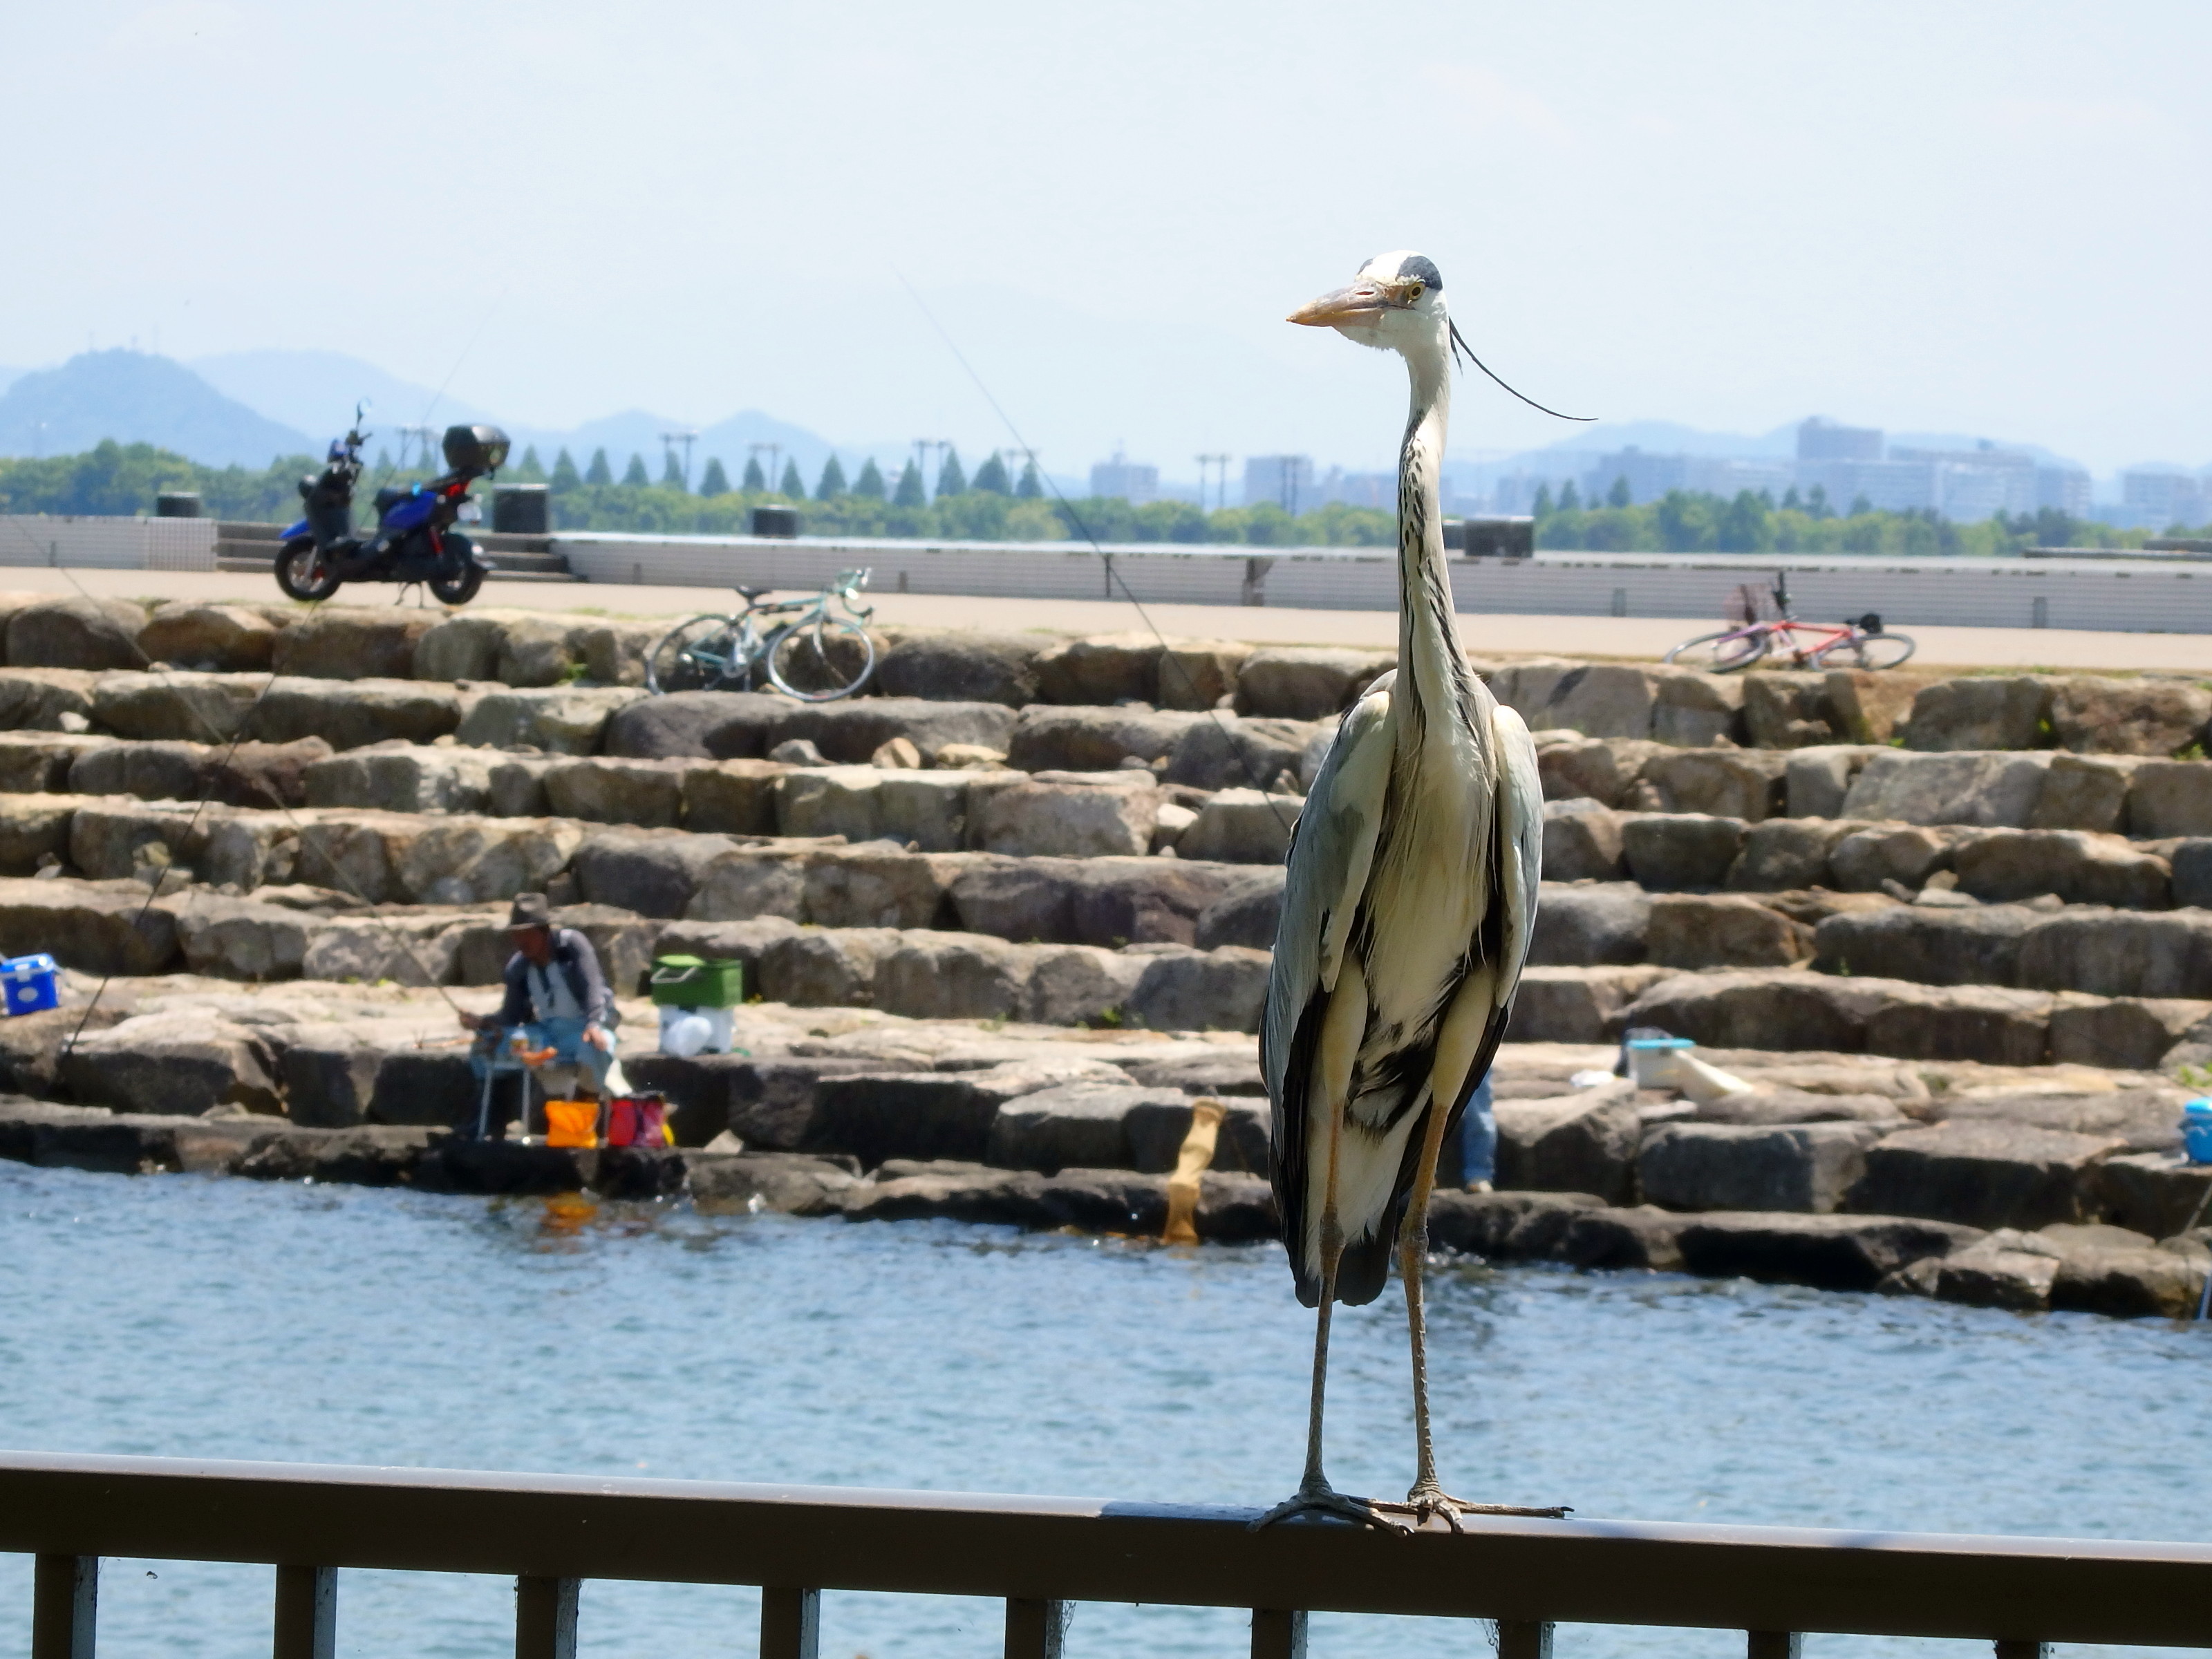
[2183,1100,2212,1167]
[0,953,58,1017]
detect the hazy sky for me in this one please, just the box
[5,3,2207,476]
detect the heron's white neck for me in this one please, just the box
[1394,326,1467,739]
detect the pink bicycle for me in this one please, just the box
[1664,573,1915,673]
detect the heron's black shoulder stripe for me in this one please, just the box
[1400,254,1442,291]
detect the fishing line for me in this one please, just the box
[891,270,1303,831]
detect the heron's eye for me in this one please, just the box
[1405,281,1424,299]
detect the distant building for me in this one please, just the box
[2121,469,2206,531]
[1089,452,1159,505]
[1318,467,1395,510]
[1797,418,1884,462]
[1793,458,1939,514]
[1582,448,1792,506]
[1243,454,1315,513]
[1891,444,2039,520]
[2036,467,2092,517]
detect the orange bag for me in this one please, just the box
[543,1099,599,1149]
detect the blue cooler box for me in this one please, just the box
[0,953,58,1016]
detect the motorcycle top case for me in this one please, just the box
[442,424,510,473]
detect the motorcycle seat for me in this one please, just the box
[373,486,411,514]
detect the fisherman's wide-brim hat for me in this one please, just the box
[507,892,554,930]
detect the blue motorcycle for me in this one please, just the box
[276,414,507,605]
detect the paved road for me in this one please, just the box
[13,566,2209,673]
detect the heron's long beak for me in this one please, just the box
[1287,284,1385,327]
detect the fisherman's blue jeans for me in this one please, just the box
[471,1016,616,1094]
[1459,1074,1497,1187]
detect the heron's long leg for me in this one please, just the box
[1257,960,1393,1531]
[1379,975,1568,1531]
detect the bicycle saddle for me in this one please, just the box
[734,585,769,601]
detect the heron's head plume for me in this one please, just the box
[1286,250,1447,355]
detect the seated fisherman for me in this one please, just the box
[461,893,620,1110]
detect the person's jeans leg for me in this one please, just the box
[1460,1074,1497,1188]
[534,1016,615,1096]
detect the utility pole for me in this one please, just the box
[914,439,950,497]
[659,429,699,491]
[748,442,782,494]
[1196,453,1230,512]
[396,425,438,471]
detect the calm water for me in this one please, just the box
[2,1163,2207,1659]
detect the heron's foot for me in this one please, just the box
[1251,1477,1411,1533]
[1374,1481,1573,1534]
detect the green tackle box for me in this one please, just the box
[648,955,743,1009]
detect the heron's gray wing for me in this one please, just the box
[1262,675,1394,1305]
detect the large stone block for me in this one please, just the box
[1174,788,1296,865]
[1124,1096,1269,1174]
[774,766,971,850]
[541,758,691,827]
[491,614,587,686]
[1903,677,2052,752]
[67,740,200,803]
[2048,995,2212,1070]
[0,794,82,874]
[1494,1085,1640,1204]
[1676,1212,1979,1291]
[1537,738,1665,808]
[1862,983,2054,1066]
[59,1012,280,1116]
[1725,818,1858,890]
[1031,633,1160,705]
[1951,829,2169,909]
[1508,964,1671,1042]
[873,631,1042,706]
[0,668,96,733]
[2016,908,2212,999]
[2097,1152,2212,1239]
[1850,1121,2124,1230]
[803,847,963,929]
[1824,670,1936,744]
[756,928,901,1006]
[302,744,498,814]
[411,610,521,683]
[1495,661,1662,740]
[300,915,467,986]
[1620,812,1747,890]
[1785,746,1885,819]
[270,608,435,681]
[685,847,809,923]
[1651,670,1745,748]
[679,759,783,836]
[873,932,1033,1020]
[2028,753,2138,834]
[1640,1121,1888,1213]
[979,774,1160,859]
[171,896,311,980]
[0,877,180,973]
[1161,715,1319,793]
[601,691,785,759]
[1541,798,1625,882]
[573,828,738,917]
[1526,882,1649,966]
[1194,869,1284,950]
[1006,706,1208,772]
[1024,944,1147,1026]
[1841,751,2053,828]
[1235,647,1393,720]
[1742,671,1837,749]
[770,699,1017,765]
[1639,749,1787,821]
[1648,894,1812,970]
[456,686,648,754]
[984,1081,1191,1172]
[68,798,220,880]
[1627,968,1896,1052]
[256,678,464,749]
[381,816,583,907]
[809,1060,1124,1167]
[1812,903,2032,986]
[2049,675,2211,757]
[0,732,106,794]
[7,597,146,671]
[1828,825,1952,892]
[1125,946,1271,1033]
[91,671,261,743]
[2049,1243,2207,1319]
[139,603,281,673]
[1156,639,1252,711]
[2126,760,2212,839]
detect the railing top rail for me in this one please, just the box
[6,1450,2210,1647]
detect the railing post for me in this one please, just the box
[273,1565,336,1659]
[1748,1635,1802,1659]
[1250,1606,1308,1658]
[1004,1597,1068,1659]
[1994,1644,2050,1659]
[515,1575,579,1659]
[1498,1620,1555,1659]
[33,1555,97,1659]
[760,1586,821,1659]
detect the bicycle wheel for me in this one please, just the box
[1663,628,1770,673]
[765,617,875,701]
[1810,632,1917,671]
[646,615,745,693]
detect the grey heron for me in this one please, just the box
[1257,250,1560,1533]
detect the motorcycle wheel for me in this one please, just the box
[430,563,485,606]
[275,538,342,603]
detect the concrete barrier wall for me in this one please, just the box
[556,533,2212,633]
[0,516,218,572]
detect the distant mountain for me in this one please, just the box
[0,367,19,396]
[191,348,499,444]
[0,350,312,468]
[1501,418,1799,465]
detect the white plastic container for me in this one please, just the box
[658,1004,735,1057]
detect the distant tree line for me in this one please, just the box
[1531,482,2154,556]
[0,440,2177,558]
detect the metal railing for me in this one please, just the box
[8,1450,2212,1658]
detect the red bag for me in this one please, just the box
[606,1095,669,1148]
